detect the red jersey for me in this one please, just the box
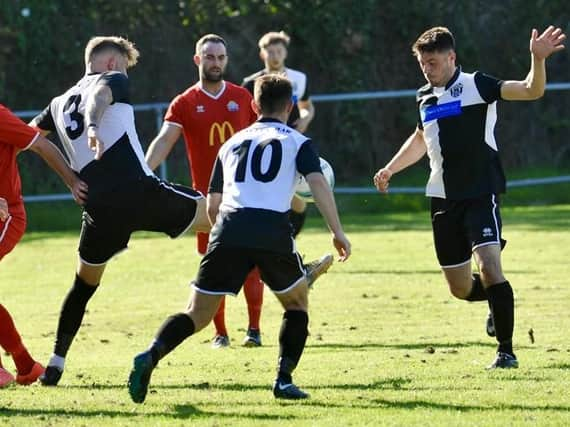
[164,81,256,194]
[0,104,39,206]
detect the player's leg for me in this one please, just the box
[128,247,250,403]
[257,251,311,399]
[0,207,44,385]
[242,268,264,347]
[0,304,44,385]
[473,244,517,369]
[289,195,307,238]
[41,260,104,386]
[467,194,516,368]
[41,207,127,386]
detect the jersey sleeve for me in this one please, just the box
[241,76,255,95]
[415,91,424,130]
[33,103,57,133]
[474,72,503,103]
[244,91,257,124]
[208,157,224,193]
[0,104,40,150]
[98,72,130,104]
[300,75,310,101]
[164,94,186,128]
[296,139,321,176]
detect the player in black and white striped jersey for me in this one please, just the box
[30,36,211,386]
[374,25,566,370]
[128,74,351,403]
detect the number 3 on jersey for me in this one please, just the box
[233,139,283,183]
[63,95,84,140]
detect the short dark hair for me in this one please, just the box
[195,34,226,55]
[258,31,290,49]
[254,74,293,115]
[412,27,455,56]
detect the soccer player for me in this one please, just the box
[1,103,87,387]
[30,36,212,386]
[145,34,264,349]
[242,31,315,242]
[128,74,351,403]
[373,26,566,369]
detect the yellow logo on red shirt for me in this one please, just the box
[209,121,235,146]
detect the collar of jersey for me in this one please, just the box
[198,80,226,100]
[430,66,462,91]
[257,117,284,124]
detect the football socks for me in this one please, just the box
[277,310,309,384]
[54,274,98,357]
[486,281,514,355]
[466,273,488,301]
[150,313,195,365]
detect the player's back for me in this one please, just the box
[38,72,153,188]
[217,119,309,213]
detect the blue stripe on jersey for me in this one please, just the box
[422,100,462,122]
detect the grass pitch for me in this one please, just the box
[1,205,570,426]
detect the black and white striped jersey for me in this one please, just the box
[207,117,321,252]
[417,67,506,200]
[33,72,153,187]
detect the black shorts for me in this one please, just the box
[193,246,306,296]
[78,176,202,265]
[431,194,505,268]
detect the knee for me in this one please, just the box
[448,284,470,300]
[477,259,505,284]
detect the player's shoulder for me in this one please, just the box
[242,70,266,84]
[285,68,307,85]
[225,81,253,99]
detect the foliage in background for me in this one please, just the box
[0,0,568,194]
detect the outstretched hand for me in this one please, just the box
[530,26,566,60]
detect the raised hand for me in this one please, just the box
[530,26,566,60]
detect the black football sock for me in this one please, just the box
[466,273,488,301]
[54,274,98,358]
[289,210,307,238]
[149,313,195,366]
[277,310,309,383]
[486,281,514,355]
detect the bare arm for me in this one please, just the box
[501,26,566,101]
[293,99,315,133]
[307,172,351,261]
[145,123,182,170]
[85,84,113,160]
[29,136,88,205]
[206,192,222,226]
[373,127,427,193]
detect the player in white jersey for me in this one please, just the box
[29,36,211,386]
[128,74,351,403]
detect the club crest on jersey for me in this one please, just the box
[482,227,494,238]
[450,83,463,98]
[227,101,239,112]
[196,105,205,113]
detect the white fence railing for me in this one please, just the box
[17,83,570,202]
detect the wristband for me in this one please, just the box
[87,123,98,128]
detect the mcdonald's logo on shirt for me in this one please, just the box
[209,121,235,146]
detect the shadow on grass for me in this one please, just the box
[0,404,299,421]
[308,340,499,351]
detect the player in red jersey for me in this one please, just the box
[0,104,87,387]
[145,34,264,348]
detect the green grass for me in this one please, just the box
[1,205,570,426]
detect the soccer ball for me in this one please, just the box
[295,157,335,202]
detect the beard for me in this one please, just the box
[203,68,224,82]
